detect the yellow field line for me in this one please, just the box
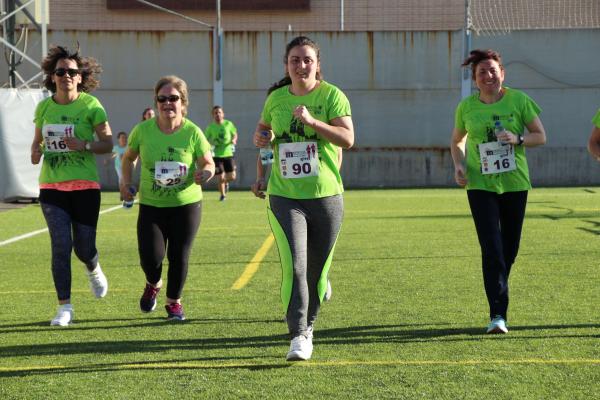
[230,234,275,290]
[2,358,600,373]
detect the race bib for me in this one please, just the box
[478,141,516,175]
[154,161,188,187]
[278,141,319,179]
[42,124,74,153]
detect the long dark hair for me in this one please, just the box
[462,49,504,80]
[268,36,323,95]
[41,44,102,93]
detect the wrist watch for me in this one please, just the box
[84,141,92,151]
[517,135,524,145]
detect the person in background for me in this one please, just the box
[587,109,600,161]
[205,106,238,201]
[30,44,113,326]
[142,107,155,121]
[120,75,215,321]
[105,131,128,196]
[450,49,546,334]
[253,36,354,361]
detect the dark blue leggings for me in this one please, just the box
[39,189,101,301]
[467,189,528,321]
[137,202,202,300]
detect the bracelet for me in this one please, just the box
[517,135,524,145]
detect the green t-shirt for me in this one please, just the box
[261,81,350,199]
[592,109,600,128]
[205,119,237,157]
[128,118,212,207]
[34,92,107,184]
[455,87,541,194]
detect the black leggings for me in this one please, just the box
[137,202,202,300]
[39,189,101,301]
[467,190,528,321]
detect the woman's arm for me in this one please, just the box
[31,127,43,164]
[450,127,468,187]
[120,148,139,200]
[588,126,600,160]
[293,105,354,149]
[495,116,547,147]
[194,151,215,184]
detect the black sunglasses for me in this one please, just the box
[156,95,181,103]
[53,68,81,77]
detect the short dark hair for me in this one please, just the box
[41,44,102,93]
[462,49,503,80]
[117,131,127,139]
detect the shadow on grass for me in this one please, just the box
[0,317,284,334]
[1,322,598,360]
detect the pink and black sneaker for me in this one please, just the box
[165,303,186,321]
[140,283,160,313]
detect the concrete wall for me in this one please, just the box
[3,29,600,189]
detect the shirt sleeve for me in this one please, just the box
[260,94,273,126]
[454,101,466,131]
[520,92,542,125]
[592,109,600,128]
[195,127,212,158]
[128,124,141,153]
[90,97,108,127]
[327,86,352,120]
[33,98,48,129]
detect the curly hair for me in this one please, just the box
[41,44,102,93]
[268,36,323,95]
[154,75,189,117]
[462,49,503,80]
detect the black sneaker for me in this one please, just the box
[140,283,160,312]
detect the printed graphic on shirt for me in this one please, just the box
[149,147,192,196]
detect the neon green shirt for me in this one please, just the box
[128,118,212,207]
[455,87,541,194]
[592,109,600,128]
[261,81,350,199]
[205,119,237,157]
[34,92,107,184]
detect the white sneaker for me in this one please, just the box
[87,264,108,298]
[486,315,508,334]
[50,304,73,326]
[286,335,313,361]
[324,280,332,301]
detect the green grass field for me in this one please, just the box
[1,188,599,399]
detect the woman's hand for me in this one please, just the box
[254,130,273,148]
[495,130,518,145]
[195,169,213,184]
[31,144,43,165]
[251,178,267,199]
[64,136,86,151]
[454,164,467,187]
[293,105,316,127]
[120,183,136,202]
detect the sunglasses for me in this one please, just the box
[53,68,81,77]
[156,95,181,103]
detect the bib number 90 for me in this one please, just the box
[292,162,312,175]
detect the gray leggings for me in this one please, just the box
[268,194,343,338]
[40,189,100,301]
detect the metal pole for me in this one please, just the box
[340,0,344,31]
[41,0,47,61]
[7,0,16,87]
[213,0,223,106]
[460,0,472,99]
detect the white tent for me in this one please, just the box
[0,88,47,201]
